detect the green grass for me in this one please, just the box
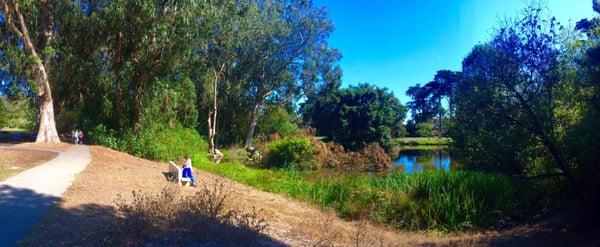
[104,128,537,232]
[192,152,540,231]
[397,137,452,146]
[0,127,28,133]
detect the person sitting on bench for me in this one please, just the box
[182,155,196,187]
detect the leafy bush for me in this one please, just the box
[0,99,8,127]
[258,106,299,138]
[416,122,434,137]
[91,123,207,161]
[264,137,317,169]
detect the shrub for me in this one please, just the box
[265,137,317,169]
[320,142,391,172]
[360,143,391,171]
[416,122,434,137]
[114,184,268,245]
[91,123,208,161]
[258,106,299,138]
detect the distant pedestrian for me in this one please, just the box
[71,130,78,144]
[78,130,85,144]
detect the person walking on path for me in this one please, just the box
[71,130,78,144]
[182,155,196,187]
[78,130,84,144]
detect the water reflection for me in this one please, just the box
[393,148,452,173]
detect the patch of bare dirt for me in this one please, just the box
[22,146,600,246]
[13,142,73,151]
[0,149,58,181]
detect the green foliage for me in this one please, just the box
[0,99,8,127]
[0,94,35,130]
[193,157,541,231]
[303,83,407,151]
[257,106,299,138]
[265,137,317,169]
[92,124,207,161]
[406,70,461,135]
[397,137,451,146]
[50,0,200,132]
[449,6,564,177]
[415,122,434,137]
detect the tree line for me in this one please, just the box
[406,2,600,223]
[0,0,406,152]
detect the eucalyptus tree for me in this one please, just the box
[192,0,257,154]
[239,0,338,148]
[1,0,60,142]
[51,0,199,131]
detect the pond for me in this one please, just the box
[393,147,453,173]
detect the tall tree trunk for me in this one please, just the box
[34,64,59,143]
[36,94,60,143]
[244,99,262,149]
[3,0,60,143]
[208,66,223,154]
[208,110,215,153]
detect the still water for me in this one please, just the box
[393,148,453,173]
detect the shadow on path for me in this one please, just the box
[0,185,61,247]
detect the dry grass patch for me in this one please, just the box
[0,149,57,181]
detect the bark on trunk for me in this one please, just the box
[244,99,262,149]
[208,67,222,155]
[36,93,60,143]
[34,64,60,143]
[3,1,60,143]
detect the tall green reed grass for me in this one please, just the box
[192,153,540,231]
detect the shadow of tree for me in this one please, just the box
[0,185,61,247]
[16,187,286,247]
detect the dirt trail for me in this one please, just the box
[23,146,600,246]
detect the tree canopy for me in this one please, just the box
[302,83,407,150]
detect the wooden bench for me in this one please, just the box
[169,161,191,186]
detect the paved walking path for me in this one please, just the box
[0,145,92,247]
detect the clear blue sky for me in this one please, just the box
[314,0,596,105]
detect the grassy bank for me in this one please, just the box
[397,137,451,146]
[93,127,539,231]
[192,152,540,231]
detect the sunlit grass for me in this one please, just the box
[397,137,451,146]
[192,152,540,231]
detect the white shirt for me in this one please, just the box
[184,158,192,168]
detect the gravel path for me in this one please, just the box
[0,145,91,247]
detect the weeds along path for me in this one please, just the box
[0,144,91,247]
[22,146,598,246]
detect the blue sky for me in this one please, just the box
[314,0,597,104]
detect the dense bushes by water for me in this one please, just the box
[262,136,391,172]
[264,137,317,169]
[193,151,541,231]
[90,126,543,231]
